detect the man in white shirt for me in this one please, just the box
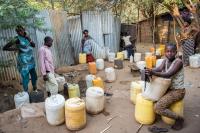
[122,32,136,59]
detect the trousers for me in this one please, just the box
[21,68,37,92]
[154,89,185,119]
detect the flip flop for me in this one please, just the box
[104,92,113,96]
[148,126,168,133]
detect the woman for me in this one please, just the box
[180,22,196,66]
[3,25,37,92]
[146,43,185,130]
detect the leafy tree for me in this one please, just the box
[156,0,200,49]
[0,0,44,29]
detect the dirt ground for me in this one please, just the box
[0,43,200,133]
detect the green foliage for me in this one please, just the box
[0,0,44,29]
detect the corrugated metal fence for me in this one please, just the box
[0,10,121,81]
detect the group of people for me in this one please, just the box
[3,26,56,96]
[3,24,195,131]
[3,26,95,96]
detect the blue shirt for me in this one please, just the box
[17,36,35,76]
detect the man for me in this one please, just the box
[81,29,94,62]
[38,36,58,96]
[122,32,136,59]
[146,43,185,130]
[3,25,37,92]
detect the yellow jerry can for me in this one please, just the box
[162,100,184,125]
[79,53,86,64]
[135,94,155,125]
[92,77,104,89]
[117,52,124,60]
[65,97,86,130]
[130,81,142,104]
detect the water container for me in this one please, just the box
[135,94,155,125]
[162,100,184,125]
[156,59,164,68]
[159,44,166,56]
[134,53,142,62]
[79,53,86,64]
[55,76,65,92]
[114,59,123,69]
[65,97,86,130]
[68,83,80,98]
[14,92,30,108]
[189,55,200,68]
[45,94,65,126]
[117,52,124,60]
[156,49,161,56]
[29,89,44,103]
[86,87,105,114]
[85,74,95,89]
[195,54,200,64]
[105,67,116,82]
[64,83,69,98]
[136,61,146,70]
[150,47,155,53]
[157,48,164,56]
[142,77,171,102]
[96,59,104,70]
[145,56,153,69]
[108,53,115,62]
[88,62,97,74]
[145,52,152,57]
[130,55,134,63]
[130,81,142,104]
[122,50,128,59]
[93,77,104,89]
[152,56,157,67]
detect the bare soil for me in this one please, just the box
[0,43,200,133]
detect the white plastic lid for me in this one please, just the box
[109,52,115,55]
[135,53,142,55]
[105,67,114,72]
[86,87,104,97]
[65,97,85,108]
[96,59,104,61]
[86,74,96,79]
[45,94,65,107]
[15,91,28,99]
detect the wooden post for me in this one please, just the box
[153,3,156,55]
[173,17,179,53]
[50,0,54,10]
[136,1,140,44]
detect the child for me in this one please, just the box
[38,36,58,96]
[146,43,185,130]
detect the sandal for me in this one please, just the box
[148,126,168,133]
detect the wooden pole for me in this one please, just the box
[136,1,140,45]
[153,3,156,55]
[173,17,179,54]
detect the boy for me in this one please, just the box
[146,43,185,130]
[38,36,58,96]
